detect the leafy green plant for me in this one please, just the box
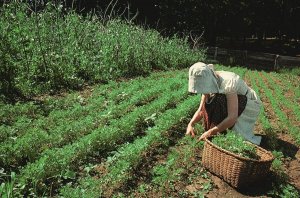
[211,131,260,160]
[151,152,184,187]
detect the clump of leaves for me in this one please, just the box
[211,130,260,160]
[264,127,279,150]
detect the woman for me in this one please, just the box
[186,62,262,145]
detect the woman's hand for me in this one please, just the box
[198,127,219,141]
[198,130,212,141]
[186,124,195,137]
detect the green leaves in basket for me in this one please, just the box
[211,131,260,160]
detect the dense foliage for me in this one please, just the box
[0,1,205,99]
[61,0,300,48]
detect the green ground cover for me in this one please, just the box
[1,66,299,198]
[0,1,299,198]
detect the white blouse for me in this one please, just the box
[216,71,249,96]
[215,70,262,145]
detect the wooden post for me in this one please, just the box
[243,50,248,65]
[214,47,218,60]
[274,54,280,70]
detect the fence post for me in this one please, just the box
[274,54,280,70]
[214,47,218,60]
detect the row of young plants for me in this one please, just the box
[277,67,300,85]
[59,94,200,197]
[148,126,213,197]
[0,69,185,142]
[246,71,272,131]
[0,68,186,196]
[0,69,183,122]
[9,77,190,196]
[0,1,204,98]
[0,102,46,127]
[249,70,299,197]
[267,72,300,122]
[271,72,300,100]
[58,66,248,198]
[257,71,300,145]
[0,72,187,169]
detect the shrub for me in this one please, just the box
[0,1,205,98]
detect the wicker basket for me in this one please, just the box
[202,138,274,188]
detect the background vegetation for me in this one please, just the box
[0,0,205,100]
[64,0,300,55]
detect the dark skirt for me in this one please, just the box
[202,94,247,132]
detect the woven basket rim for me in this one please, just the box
[204,138,274,162]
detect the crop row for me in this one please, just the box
[266,72,300,122]
[11,79,190,196]
[246,71,272,130]
[0,73,186,169]
[272,72,300,99]
[148,132,212,197]
[59,95,200,197]
[0,70,186,143]
[250,71,300,198]
[254,71,300,144]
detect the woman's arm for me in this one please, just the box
[199,93,238,140]
[189,94,206,125]
[186,94,206,137]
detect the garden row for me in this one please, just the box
[60,94,200,197]
[256,71,300,144]
[0,70,186,168]
[1,65,300,197]
[1,69,193,197]
[246,70,300,197]
[57,66,247,197]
